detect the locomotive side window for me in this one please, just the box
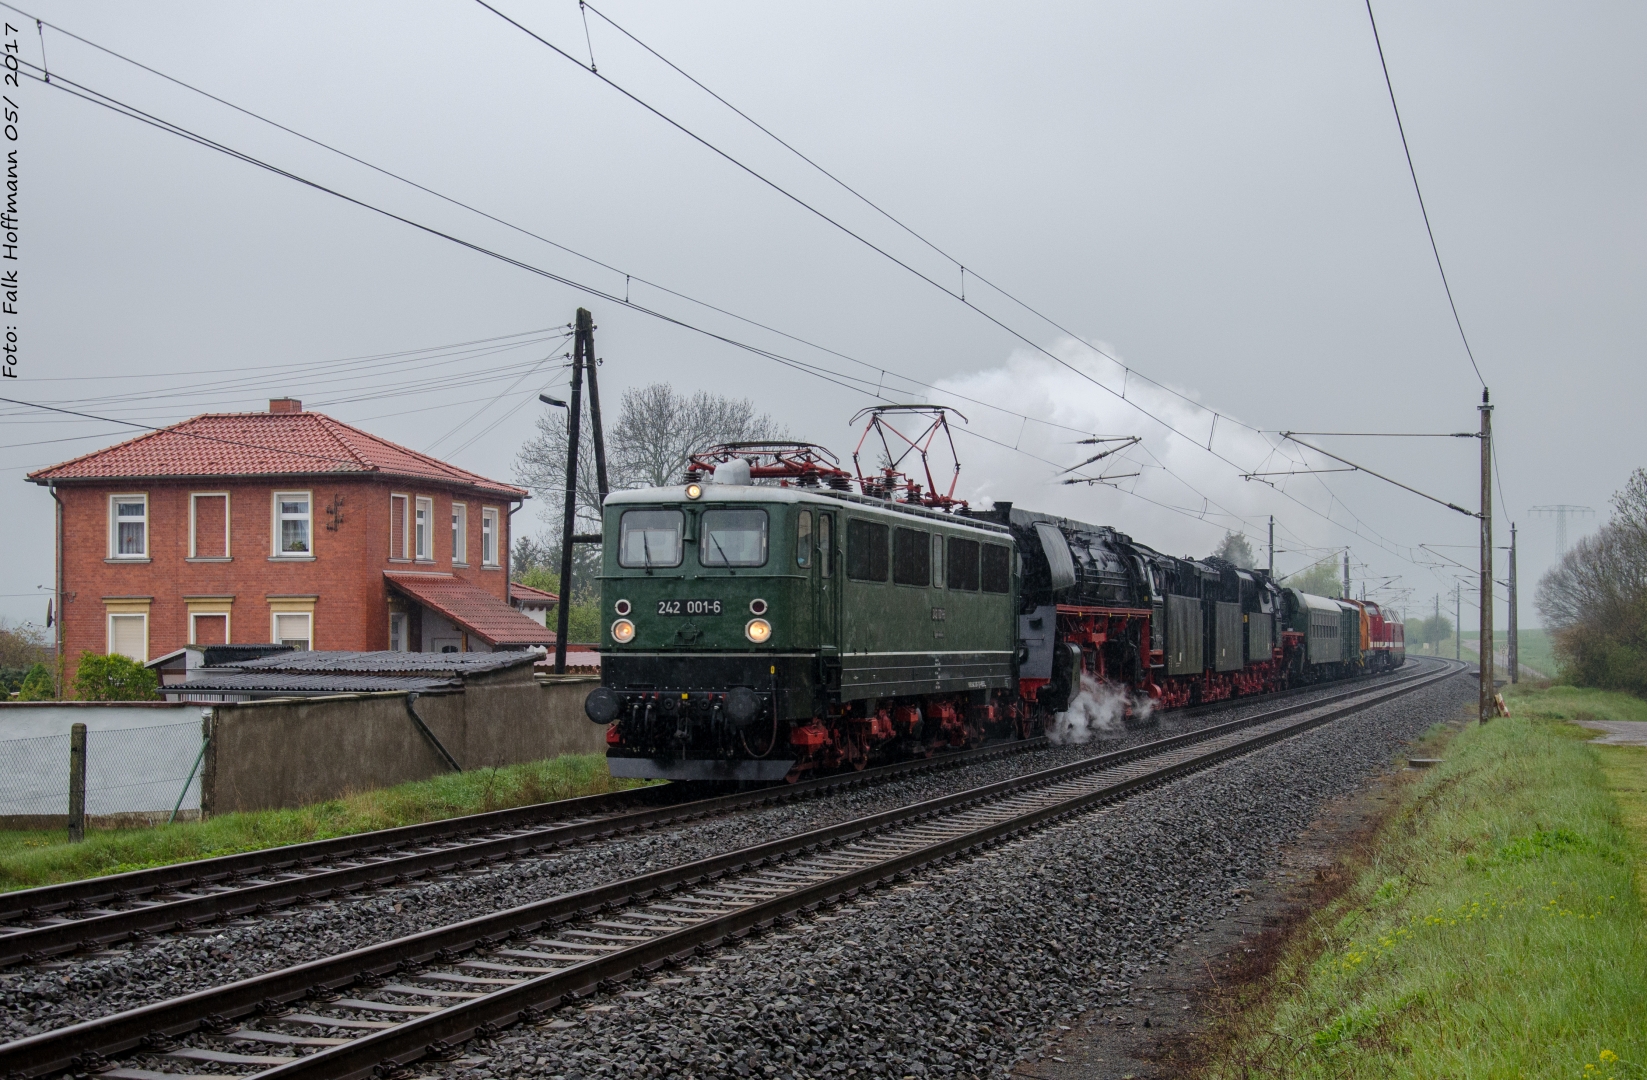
[700,508,769,567]
[931,534,944,588]
[819,514,832,577]
[946,537,980,590]
[846,518,889,581]
[981,543,1011,593]
[618,509,684,568]
[892,527,931,586]
[796,510,812,568]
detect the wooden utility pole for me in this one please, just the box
[1479,389,1494,721]
[554,315,588,676]
[1508,522,1519,684]
[68,723,86,843]
[580,308,609,501]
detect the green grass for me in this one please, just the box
[1451,627,1561,679]
[1196,684,1647,1079]
[0,753,647,894]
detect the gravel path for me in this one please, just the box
[404,664,1468,1080]
[0,672,1440,1044]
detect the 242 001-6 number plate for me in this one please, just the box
[656,600,723,616]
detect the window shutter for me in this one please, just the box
[390,495,407,559]
[194,495,228,558]
[109,615,146,661]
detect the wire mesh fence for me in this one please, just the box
[0,721,206,821]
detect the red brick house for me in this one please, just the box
[29,398,552,687]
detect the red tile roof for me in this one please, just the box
[386,572,554,647]
[510,582,560,605]
[27,410,526,498]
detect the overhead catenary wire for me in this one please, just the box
[1363,0,1485,389]
[12,44,1446,572]
[8,6,1402,566]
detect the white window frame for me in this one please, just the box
[389,493,410,561]
[107,612,148,662]
[189,491,231,560]
[414,496,434,561]
[451,502,468,566]
[481,506,500,567]
[271,490,314,559]
[389,612,408,652]
[190,611,231,646]
[272,610,313,651]
[108,493,149,559]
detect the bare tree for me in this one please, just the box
[515,381,784,542]
[1537,468,1647,692]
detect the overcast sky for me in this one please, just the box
[5,0,1643,631]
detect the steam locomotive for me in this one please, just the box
[582,416,1403,782]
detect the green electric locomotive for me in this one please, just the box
[583,460,1019,782]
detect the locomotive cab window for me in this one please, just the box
[618,509,685,568]
[892,527,931,586]
[846,518,889,581]
[795,510,812,568]
[946,536,980,590]
[981,543,1011,593]
[700,508,768,567]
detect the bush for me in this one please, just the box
[73,652,160,701]
[17,662,56,701]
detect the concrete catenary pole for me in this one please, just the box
[554,317,587,676]
[1508,522,1519,684]
[1342,548,1350,599]
[1267,515,1274,576]
[1479,389,1494,722]
[1455,581,1461,661]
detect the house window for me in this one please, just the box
[190,493,230,559]
[390,494,409,560]
[452,503,467,565]
[481,507,500,566]
[274,492,312,556]
[108,613,147,661]
[389,612,408,652]
[415,497,434,560]
[274,612,312,651]
[109,494,148,558]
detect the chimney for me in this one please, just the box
[269,398,303,414]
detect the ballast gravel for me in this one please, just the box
[0,670,1456,1050]
[412,666,1473,1080]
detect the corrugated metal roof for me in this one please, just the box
[236,649,541,673]
[385,573,556,647]
[27,411,526,499]
[175,671,460,694]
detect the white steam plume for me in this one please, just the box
[1050,674,1155,745]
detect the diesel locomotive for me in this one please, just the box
[583,424,1403,783]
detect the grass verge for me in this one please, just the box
[1192,683,1647,1079]
[0,753,645,894]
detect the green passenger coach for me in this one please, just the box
[585,475,1020,782]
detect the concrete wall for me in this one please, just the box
[0,702,208,825]
[201,668,605,815]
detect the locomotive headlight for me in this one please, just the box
[685,482,703,500]
[744,618,772,644]
[611,618,636,643]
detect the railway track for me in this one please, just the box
[0,659,1461,1080]
[0,666,1411,969]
